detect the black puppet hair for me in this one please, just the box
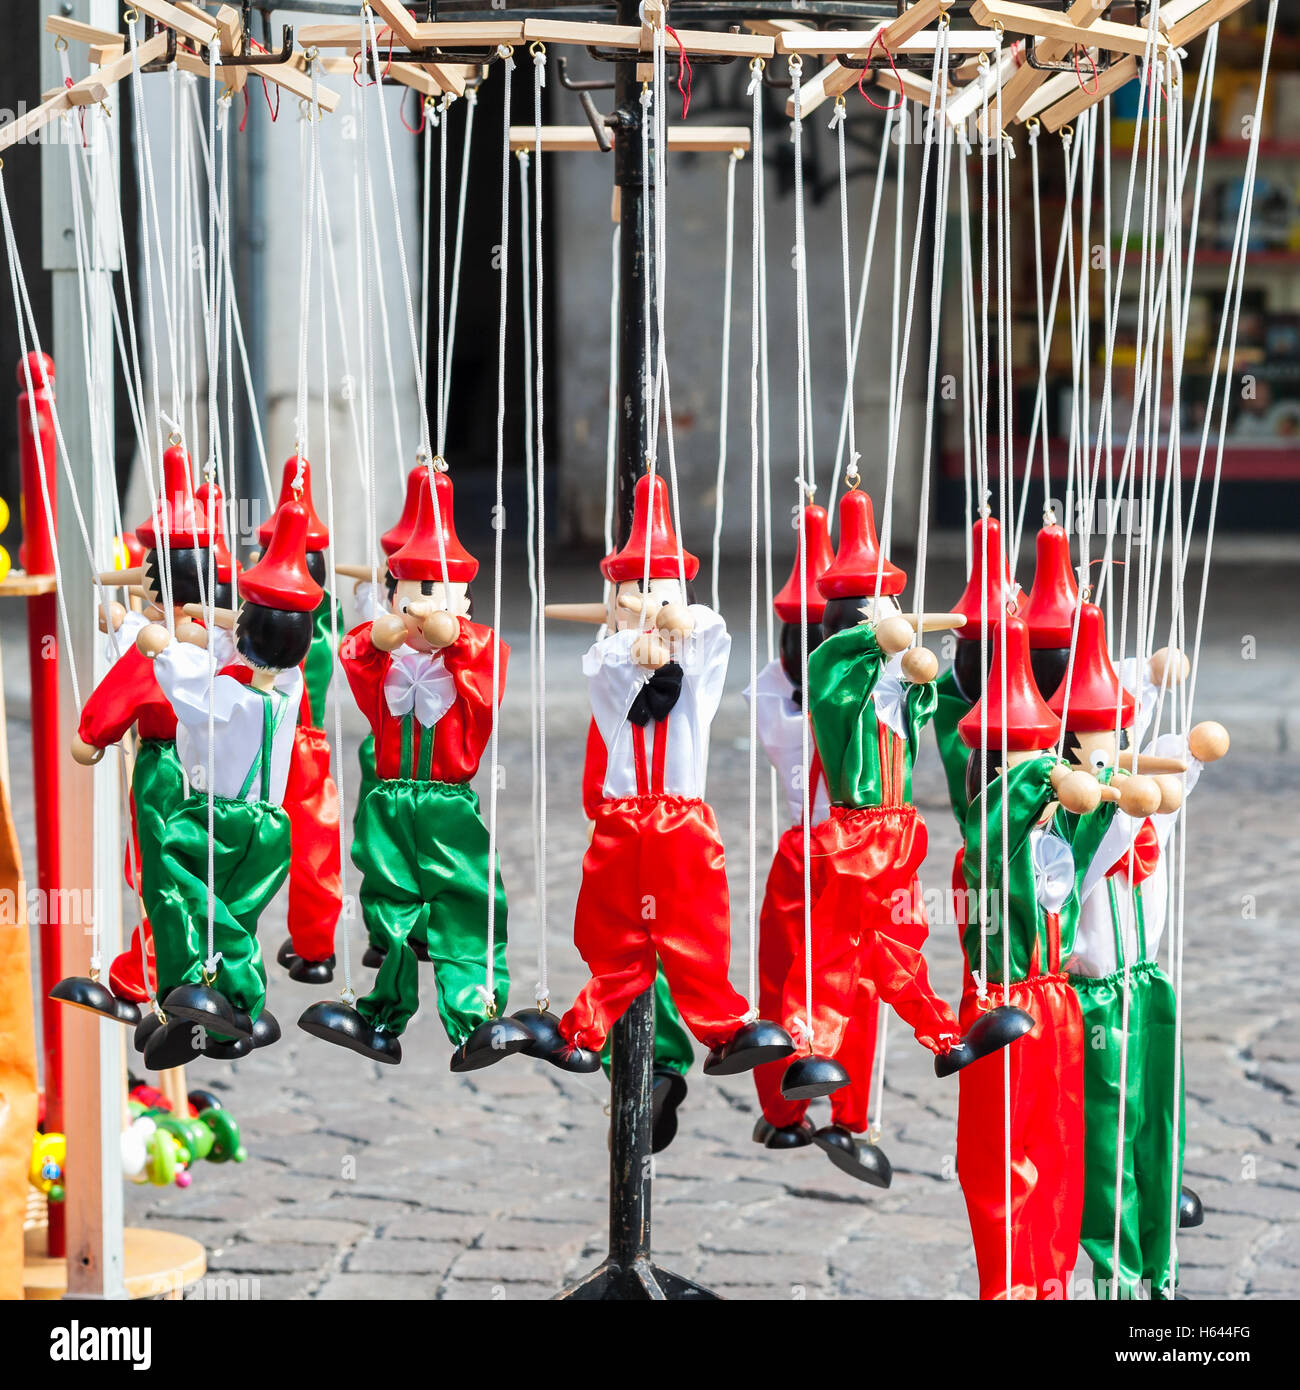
[213,581,234,609]
[145,547,211,610]
[1029,646,1070,704]
[952,638,990,705]
[236,601,314,671]
[779,618,827,695]
[820,595,882,640]
[305,551,327,588]
[964,748,1002,806]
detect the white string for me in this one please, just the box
[710,149,740,614]
[442,87,479,434]
[603,222,620,557]
[484,52,516,1005]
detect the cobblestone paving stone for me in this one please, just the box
[8,560,1297,1300]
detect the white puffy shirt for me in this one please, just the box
[154,640,303,805]
[586,604,730,801]
[743,659,831,827]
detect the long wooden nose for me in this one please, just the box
[98,565,146,587]
[544,602,608,625]
[182,602,238,630]
[1129,753,1189,776]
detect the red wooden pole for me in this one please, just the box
[17,351,65,1260]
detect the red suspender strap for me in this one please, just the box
[1045,911,1061,975]
[651,714,668,794]
[631,724,650,797]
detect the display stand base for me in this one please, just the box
[557,1256,721,1301]
[22,1225,206,1300]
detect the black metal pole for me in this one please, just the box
[557,6,716,1300]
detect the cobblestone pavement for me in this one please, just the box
[10,559,1300,1300]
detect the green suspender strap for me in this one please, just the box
[238,690,292,802]
[1104,875,1150,971]
[397,713,437,782]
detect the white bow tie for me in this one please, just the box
[384,650,456,728]
[1030,827,1076,915]
[872,653,908,739]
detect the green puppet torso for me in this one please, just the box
[301,588,344,729]
[961,756,1117,985]
[807,624,938,809]
[932,666,973,828]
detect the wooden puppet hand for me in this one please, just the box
[371,614,409,652]
[874,616,914,655]
[175,617,208,648]
[1148,646,1190,689]
[1052,763,1103,815]
[96,600,127,635]
[630,631,671,671]
[69,736,104,767]
[1188,720,1229,763]
[420,610,459,649]
[136,623,171,660]
[654,603,693,640]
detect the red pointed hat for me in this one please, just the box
[196,480,237,584]
[381,464,430,559]
[136,444,212,551]
[238,500,324,613]
[1021,523,1079,650]
[774,505,835,623]
[16,352,54,392]
[601,472,699,584]
[951,513,1016,639]
[258,457,330,552]
[1047,602,1135,732]
[959,614,1061,752]
[818,489,906,600]
[388,469,479,583]
[118,532,146,568]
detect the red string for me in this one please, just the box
[856,31,903,112]
[663,25,692,119]
[239,83,250,133]
[1073,45,1099,95]
[248,38,280,122]
[353,25,396,87]
[63,77,88,148]
[399,86,426,135]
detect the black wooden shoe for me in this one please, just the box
[49,975,139,1026]
[934,1006,1035,1077]
[703,1020,795,1076]
[752,1116,815,1150]
[362,944,386,969]
[449,1015,535,1072]
[199,1033,253,1061]
[510,1006,601,1072]
[1179,1187,1205,1229]
[651,1069,688,1154]
[143,1017,207,1070]
[134,1009,163,1056]
[812,1124,892,1188]
[226,1008,281,1050]
[288,955,335,985]
[780,1054,850,1101]
[162,983,251,1041]
[276,938,297,970]
[298,999,402,1064]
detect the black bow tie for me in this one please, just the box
[628,662,684,727]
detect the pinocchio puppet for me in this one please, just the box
[300,466,524,1070]
[55,446,215,1028]
[788,488,1028,1105]
[138,499,322,1069]
[955,610,1129,1300]
[522,471,794,1077]
[1051,608,1227,1299]
[748,502,889,1186]
[255,459,346,986]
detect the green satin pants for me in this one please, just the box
[600,964,694,1078]
[1073,960,1183,1300]
[133,738,187,929]
[357,736,427,954]
[351,779,508,1042]
[153,794,291,1020]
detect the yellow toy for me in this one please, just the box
[29,1132,65,1203]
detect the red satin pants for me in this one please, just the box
[283,724,343,962]
[956,974,1086,1300]
[753,824,880,1132]
[782,803,960,1059]
[560,796,749,1053]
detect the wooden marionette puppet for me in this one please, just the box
[787,487,1028,1103]
[931,510,1021,831]
[746,502,889,1186]
[521,587,696,1142]
[52,444,216,1027]
[342,462,435,971]
[299,466,527,1070]
[134,500,322,1069]
[955,610,1130,1301]
[515,471,795,1077]
[1047,604,1228,1299]
[249,458,347,987]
